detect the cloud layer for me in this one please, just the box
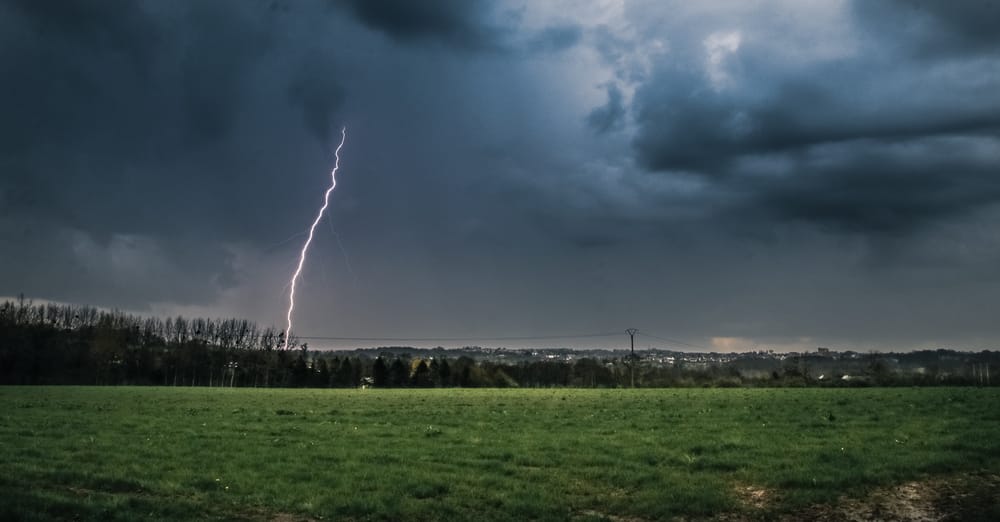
[3,0,1000,350]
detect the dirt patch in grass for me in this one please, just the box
[733,483,774,511]
[267,513,320,522]
[706,473,1000,521]
[788,472,1000,522]
[819,480,939,522]
[231,507,323,522]
[575,509,650,522]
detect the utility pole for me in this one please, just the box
[626,328,638,388]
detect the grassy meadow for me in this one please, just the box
[2,386,1000,521]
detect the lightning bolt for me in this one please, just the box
[283,126,347,350]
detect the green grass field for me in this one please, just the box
[2,386,999,521]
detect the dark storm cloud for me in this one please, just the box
[286,54,347,144]
[0,216,240,308]
[632,60,1000,172]
[625,0,1000,238]
[586,83,625,134]
[1,0,341,234]
[2,0,156,154]
[338,0,504,51]
[854,0,1000,56]
[336,0,582,55]
[2,0,282,150]
[0,0,345,305]
[524,24,582,53]
[173,3,278,144]
[742,138,1000,234]
[5,0,159,73]
[5,0,1000,350]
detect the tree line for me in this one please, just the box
[0,298,528,387]
[2,298,996,388]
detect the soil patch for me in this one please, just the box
[789,472,1000,522]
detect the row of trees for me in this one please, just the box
[0,298,519,387]
[2,298,997,388]
[1,297,306,386]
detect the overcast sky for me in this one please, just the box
[3,0,1000,352]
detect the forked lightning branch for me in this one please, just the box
[283,127,347,350]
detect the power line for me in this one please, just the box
[634,330,709,350]
[295,329,707,349]
[295,331,623,343]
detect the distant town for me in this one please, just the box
[332,345,997,387]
